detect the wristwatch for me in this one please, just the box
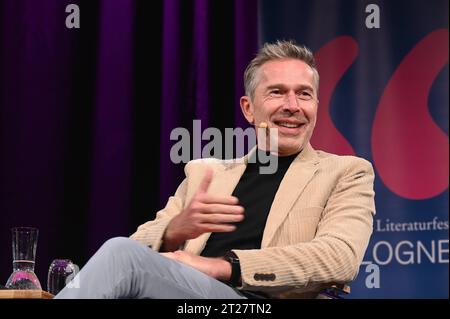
[224,251,241,287]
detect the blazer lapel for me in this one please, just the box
[183,158,249,254]
[261,144,319,247]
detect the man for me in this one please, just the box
[56,40,375,299]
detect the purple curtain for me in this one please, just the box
[87,0,135,255]
[0,0,257,286]
[159,0,257,206]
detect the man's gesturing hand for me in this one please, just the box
[162,169,244,251]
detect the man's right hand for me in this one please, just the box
[161,169,245,251]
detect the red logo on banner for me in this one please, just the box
[372,29,449,200]
[312,36,358,156]
[312,29,449,200]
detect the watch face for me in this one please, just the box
[228,256,239,263]
[225,251,239,261]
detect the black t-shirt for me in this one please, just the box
[200,150,299,258]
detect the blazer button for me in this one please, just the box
[254,273,276,281]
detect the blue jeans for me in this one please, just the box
[55,237,247,299]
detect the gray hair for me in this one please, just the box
[244,40,319,100]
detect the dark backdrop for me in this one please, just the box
[0,0,257,287]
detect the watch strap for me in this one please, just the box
[224,251,241,287]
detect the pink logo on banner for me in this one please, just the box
[312,36,358,156]
[311,30,448,200]
[372,29,449,200]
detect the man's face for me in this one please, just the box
[241,59,318,156]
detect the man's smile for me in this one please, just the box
[271,118,308,135]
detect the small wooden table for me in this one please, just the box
[0,290,54,299]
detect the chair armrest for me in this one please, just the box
[317,284,351,299]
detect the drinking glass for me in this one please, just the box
[5,227,42,290]
[47,259,78,295]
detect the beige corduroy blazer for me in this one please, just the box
[130,143,376,298]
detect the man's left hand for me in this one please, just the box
[161,251,231,282]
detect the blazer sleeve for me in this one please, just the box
[233,158,376,293]
[129,178,187,251]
